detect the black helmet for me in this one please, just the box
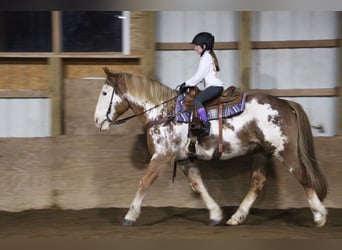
[191,32,215,50]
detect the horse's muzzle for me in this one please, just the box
[100,120,111,131]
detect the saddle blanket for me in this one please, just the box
[175,93,247,123]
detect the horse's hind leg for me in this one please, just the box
[226,153,268,226]
[181,162,223,225]
[305,187,327,226]
[123,152,173,226]
[278,153,327,227]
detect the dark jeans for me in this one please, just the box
[193,86,224,110]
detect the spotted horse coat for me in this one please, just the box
[94,67,328,227]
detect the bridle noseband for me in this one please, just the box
[105,84,116,123]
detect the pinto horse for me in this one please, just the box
[94,67,328,226]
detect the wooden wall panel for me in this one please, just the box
[63,58,142,79]
[0,137,53,211]
[0,136,341,212]
[0,58,49,90]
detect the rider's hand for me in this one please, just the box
[179,82,187,94]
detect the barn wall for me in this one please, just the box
[155,11,240,88]
[0,11,152,89]
[0,135,341,212]
[251,11,339,136]
[156,11,340,136]
[0,11,341,214]
[0,11,340,137]
[0,11,155,137]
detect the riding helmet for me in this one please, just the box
[191,32,215,50]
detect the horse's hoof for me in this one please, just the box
[209,219,222,226]
[122,219,135,226]
[225,218,240,226]
[315,218,327,227]
[313,211,327,227]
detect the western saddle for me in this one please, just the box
[183,85,244,157]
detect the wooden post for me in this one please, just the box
[49,11,64,136]
[339,12,342,136]
[141,12,156,79]
[239,11,251,91]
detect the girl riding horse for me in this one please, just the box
[179,32,224,136]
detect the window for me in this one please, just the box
[0,12,52,52]
[0,11,130,54]
[62,11,124,52]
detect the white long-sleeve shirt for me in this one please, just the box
[185,51,224,88]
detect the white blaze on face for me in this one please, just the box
[94,84,122,130]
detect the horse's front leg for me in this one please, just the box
[180,161,223,225]
[123,152,173,226]
[226,153,268,225]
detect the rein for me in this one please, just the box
[105,85,180,126]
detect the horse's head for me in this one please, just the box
[94,67,130,130]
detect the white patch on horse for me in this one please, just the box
[289,167,294,174]
[191,119,249,160]
[197,99,288,159]
[149,124,183,155]
[246,99,288,155]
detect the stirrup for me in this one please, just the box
[188,142,196,154]
[201,121,211,136]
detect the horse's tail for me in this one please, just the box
[287,100,328,201]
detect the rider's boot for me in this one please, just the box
[197,107,210,136]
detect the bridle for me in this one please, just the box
[103,82,180,126]
[105,84,117,123]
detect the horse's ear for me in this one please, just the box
[103,67,112,76]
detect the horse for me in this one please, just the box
[94,67,328,227]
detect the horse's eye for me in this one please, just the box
[102,91,107,96]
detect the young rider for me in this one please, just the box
[179,32,224,136]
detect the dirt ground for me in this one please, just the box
[0,206,341,239]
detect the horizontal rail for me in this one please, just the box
[249,87,340,97]
[156,39,340,51]
[157,42,238,50]
[0,90,50,98]
[0,52,142,59]
[0,88,339,99]
[253,39,339,49]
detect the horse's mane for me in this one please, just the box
[112,71,177,106]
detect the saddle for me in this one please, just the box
[183,86,245,157]
[183,86,244,110]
